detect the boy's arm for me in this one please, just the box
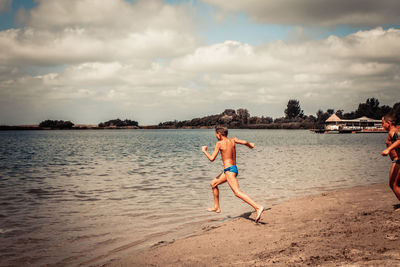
[387,144,396,161]
[202,142,220,162]
[233,137,255,149]
[382,140,400,156]
[385,138,396,160]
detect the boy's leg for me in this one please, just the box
[389,163,398,190]
[207,172,227,213]
[225,172,264,222]
[391,164,400,205]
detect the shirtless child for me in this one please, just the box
[381,111,400,208]
[201,126,264,223]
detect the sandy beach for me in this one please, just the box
[103,183,400,267]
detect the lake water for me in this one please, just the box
[0,129,391,266]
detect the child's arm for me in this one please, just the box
[233,138,255,149]
[382,132,400,156]
[385,137,396,160]
[382,140,400,156]
[202,143,220,162]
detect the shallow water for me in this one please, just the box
[0,129,390,266]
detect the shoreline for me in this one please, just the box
[98,183,400,267]
[0,126,388,133]
[0,126,310,130]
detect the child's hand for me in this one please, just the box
[202,146,208,152]
[382,149,390,156]
[249,143,255,149]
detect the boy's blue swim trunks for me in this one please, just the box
[224,165,238,175]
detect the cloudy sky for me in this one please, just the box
[0,0,399,125]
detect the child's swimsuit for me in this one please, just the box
[224,165,238,175]
[392,132,398,142]
[390,132,400,164]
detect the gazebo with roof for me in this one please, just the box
[325,114,382,131]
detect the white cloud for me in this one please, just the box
[1,1,400,125]
[3,27,400,124]
[0,0,198,67]
[171,40,284,74]
[20,0,192,32]
[169,27,400,117]
[201,0,400,27]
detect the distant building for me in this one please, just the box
[325,115,383,132]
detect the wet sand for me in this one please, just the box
[104,183,400,266]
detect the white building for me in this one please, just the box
[325,114,383,131]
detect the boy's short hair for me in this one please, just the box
[384,110,397,125]
[215,125,228,136]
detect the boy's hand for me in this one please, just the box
[202,146,208,152]
[381,149,389,156]
[249,143,255,149]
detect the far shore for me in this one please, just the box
[0,124,313,130]
[0,124,388,132]
[96,183,400,266]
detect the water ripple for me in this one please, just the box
[0,129,388,266]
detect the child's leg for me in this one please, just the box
[389,163,398,190]
[207,173,227,213]
[225,172,264,222]
[391,164,400,204]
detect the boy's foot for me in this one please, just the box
[206,207,221,213]
[255,206,264,223]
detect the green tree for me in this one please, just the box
[355,98,380,119]
[315,110,330,129]
[285,99,304,119]
[39,120,74,129]
[99,118,139,127]
[237,108,249,125]
[335,109,344,118]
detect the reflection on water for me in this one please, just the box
[0,129,389,266]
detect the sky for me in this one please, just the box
[0,0,399,125]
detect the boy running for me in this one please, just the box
[201,126,264,223]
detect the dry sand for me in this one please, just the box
[105,183,400,266]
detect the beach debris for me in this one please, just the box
[384,234,398,241]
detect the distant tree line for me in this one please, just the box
[158,100,315,129]
[35,118,139,130]
[33,98,400,131]
[39,120,74,129]
[158,98,400,129]
[158,108,262,128]
[98,118,139,128]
